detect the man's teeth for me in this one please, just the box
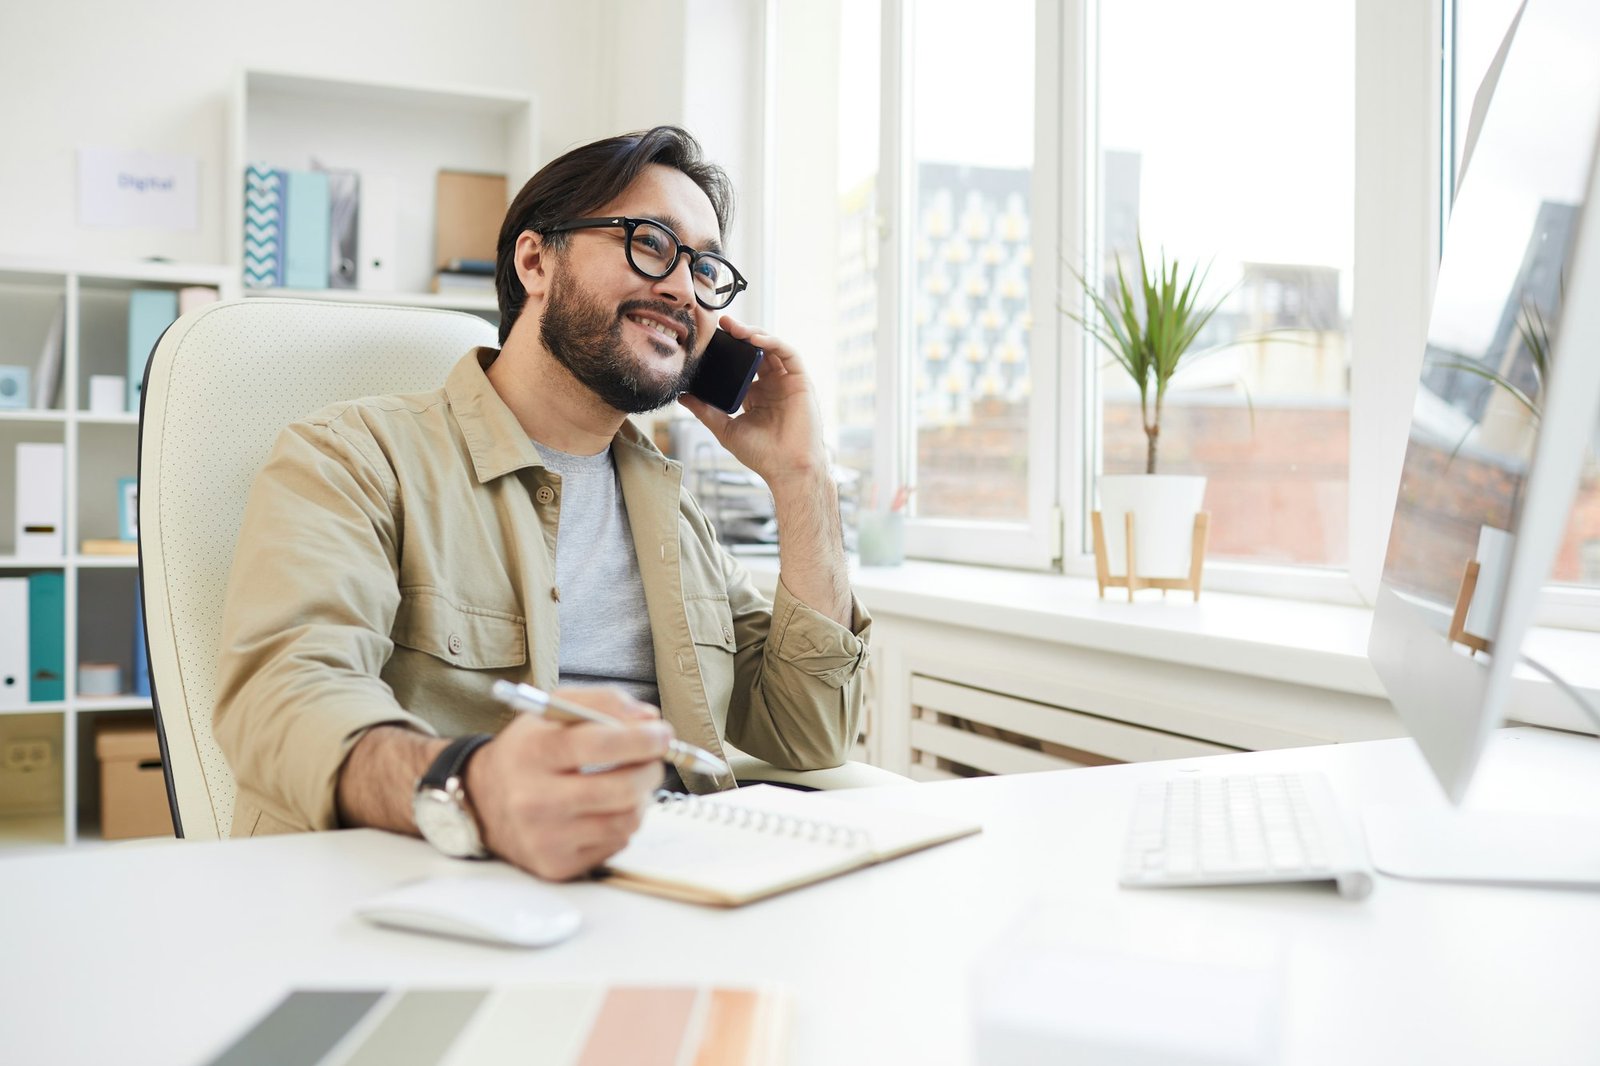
[628,315,679,342]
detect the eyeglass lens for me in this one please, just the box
[626,220,739,308]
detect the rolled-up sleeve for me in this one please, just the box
[724,562,873,770]
[213,412,433,834]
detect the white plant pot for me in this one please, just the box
[1463,525,1513,637]
[1096,474,1208,579]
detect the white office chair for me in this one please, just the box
[139,298,903,840]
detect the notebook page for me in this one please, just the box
[603,799,874,904]
[712,785,981,860]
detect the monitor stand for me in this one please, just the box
[1363,807,1600,887]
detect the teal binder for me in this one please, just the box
[127,288,178,412]
[284,170,331,289]
[27,571,64,702]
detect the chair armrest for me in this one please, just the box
[725,749,913,790]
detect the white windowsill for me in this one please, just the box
[734,553,1600,734]
[736,553,1381,695]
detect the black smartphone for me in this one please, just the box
[686,329,765,414]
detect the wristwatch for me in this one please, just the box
[412,733,494,859]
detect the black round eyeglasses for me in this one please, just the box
[542,216,748,311]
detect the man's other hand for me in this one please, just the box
[465,687,671,881]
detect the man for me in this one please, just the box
[213,126,871,881]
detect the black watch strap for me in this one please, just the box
[420,733,493,791]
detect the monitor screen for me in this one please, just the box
[1370,0,1600,803]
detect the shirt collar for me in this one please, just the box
[444,347,675,484]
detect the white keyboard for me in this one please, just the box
[1120,771,1373,900]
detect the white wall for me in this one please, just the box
[598,0,767,321]
[0,0,613,265]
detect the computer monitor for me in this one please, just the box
[1366,0,1600,884]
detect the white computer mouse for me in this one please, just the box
[357,874,582,948]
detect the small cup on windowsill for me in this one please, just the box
[857,511,905,567]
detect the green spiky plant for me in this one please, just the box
[1069,239,1236,474]
[1437,299,1551,425]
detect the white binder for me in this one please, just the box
[356,173,399,292]
[0,577,28,708]
[15,442,65,558]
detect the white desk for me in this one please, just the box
[3,728,1598,1065]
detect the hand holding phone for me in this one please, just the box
[685,329,765,414]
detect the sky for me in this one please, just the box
[839,0,1351,298]
[834,0,1547,338]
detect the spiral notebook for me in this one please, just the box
[601,784,981,906]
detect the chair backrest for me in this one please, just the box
[138,298,498,839]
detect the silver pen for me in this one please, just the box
[490,680,731,779]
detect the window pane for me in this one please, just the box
[1097,0,1353,566]
[834,0,881,509]
[1452,0,1529,188]
[909,0,1034,520]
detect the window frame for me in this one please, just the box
[861,0,1441,605]
[874,0,1063,571]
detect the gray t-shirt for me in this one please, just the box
[531,441,659,707]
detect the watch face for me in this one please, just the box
[413,787,480,858]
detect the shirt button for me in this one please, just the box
[447,634,463,655]
[722,625,733,643]
[551,586,561,602]
[535,485,555,505]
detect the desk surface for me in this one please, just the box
[3,729,1598,1065]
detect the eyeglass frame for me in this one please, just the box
[539,216,749,311]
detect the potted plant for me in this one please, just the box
[1069,239,1234,595]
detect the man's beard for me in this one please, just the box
[539,269,700,414]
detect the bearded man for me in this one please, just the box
[213,126,870,880]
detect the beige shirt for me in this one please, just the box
[213,348,871,837]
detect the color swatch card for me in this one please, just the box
[206,984,789,1066]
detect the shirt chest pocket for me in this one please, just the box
[392,588,527,669]
[684,595,737,654]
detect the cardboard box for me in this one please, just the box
[96,721,173,840]
[434,170,507,270]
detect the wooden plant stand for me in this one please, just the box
[1091,511,1210,602]
[1447,559,1492,655]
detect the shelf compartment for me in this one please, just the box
[230,67,536,298]
[0,811,66,851]
[0,712,66,843]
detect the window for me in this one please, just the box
[1448,0,1531,198]
[906,0,1035,523]
[832,0,882,509]
[770,0,1437,599]
[1096,0,1354,568]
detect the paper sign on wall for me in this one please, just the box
[78,147,198,231]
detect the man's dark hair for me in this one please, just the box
[494,126,735,344]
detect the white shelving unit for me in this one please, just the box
[227,67,537,314]
[0,256,233,848]
[0,70,535,848]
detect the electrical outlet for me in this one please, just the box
[2,738,54,772]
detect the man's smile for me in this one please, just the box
[622,309,692,356]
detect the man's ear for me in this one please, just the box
[514,229,553,305]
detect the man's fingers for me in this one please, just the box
[550,685,661,722]
[543,721,670,773]
[717,315,800,376]
[548,759,665,815]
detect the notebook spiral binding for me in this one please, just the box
[653,790,870,849]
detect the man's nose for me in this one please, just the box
[649,252,697,308]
